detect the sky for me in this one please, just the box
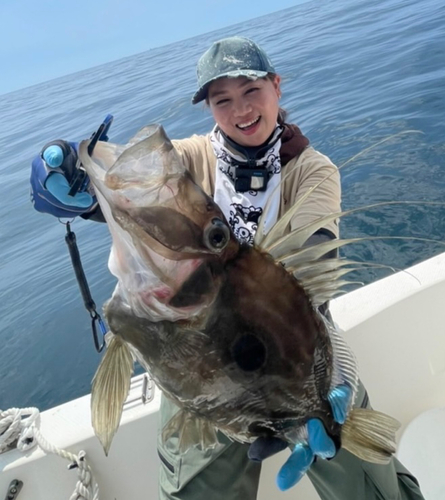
[0,0,310,96]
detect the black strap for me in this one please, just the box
[64,222,106,352]
[218,125,284,165]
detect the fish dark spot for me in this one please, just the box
[232,334,266,371]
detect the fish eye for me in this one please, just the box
[204,218,230,252]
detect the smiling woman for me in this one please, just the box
[28,34,426,500]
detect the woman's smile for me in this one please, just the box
[236,116,261,134]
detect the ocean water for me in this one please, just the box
[0,0,444,412]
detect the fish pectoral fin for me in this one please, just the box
[341,408,401,464]
[167,327,208,359]
[162,409,219,453]
[91,334,134,456]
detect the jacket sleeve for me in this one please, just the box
[284,147,341,239]
[171,135,216,196]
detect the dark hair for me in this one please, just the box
[277,107,287,125]
[265,74,287,124]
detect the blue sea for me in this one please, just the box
[0,0,444,412]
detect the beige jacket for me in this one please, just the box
[172,134,341,238]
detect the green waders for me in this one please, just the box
[158,383,425,500]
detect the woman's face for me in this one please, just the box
[208,74,281,147]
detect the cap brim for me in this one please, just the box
[191,69,269,105]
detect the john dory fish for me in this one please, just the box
[78,125,399,468]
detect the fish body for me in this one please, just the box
[79,125,398,461]
[107,245,337,444]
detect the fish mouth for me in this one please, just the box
[136,258,221,321]
[110,198,237,318]
[168,260,220,308]
[138,258,208,308]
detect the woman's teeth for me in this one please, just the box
[237,117,260,130]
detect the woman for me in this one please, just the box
[30,36,424,500]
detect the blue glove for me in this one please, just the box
[30,115,113,219]
[249,394,353,491]
[42,145,65,167]
[249,435,315,491]
[277,443,315,490]
[249,419,337,491]
[249,384,352,491]
[30,145,96,219]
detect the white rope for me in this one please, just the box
[0,407,99,500]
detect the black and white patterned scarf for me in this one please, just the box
[210,125,283,245]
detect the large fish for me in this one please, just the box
[78,125,399,464]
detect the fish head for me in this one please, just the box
[79,125,239,321]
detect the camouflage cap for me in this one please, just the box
[192,36,276,105]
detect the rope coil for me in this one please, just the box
[0,407,99,500]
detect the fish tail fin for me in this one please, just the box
[162,409,219,453]
[91,334,134,455]
[341,407,401,464]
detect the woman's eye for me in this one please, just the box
[216,98,229,106]
[246,87,260,95]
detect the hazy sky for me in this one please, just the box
[1,0,310,95]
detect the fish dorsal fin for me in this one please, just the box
[264,201,445,259]
[305,280,362,307]
[291,258,396,281]
[259,167,340,250]
[297,266,363,286]
[275,235,445,268]
[91,334,134,455]
[256,130,424,249]
[276,235,442,307]
[162,408,219,452]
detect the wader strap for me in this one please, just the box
[65,222,106,352]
